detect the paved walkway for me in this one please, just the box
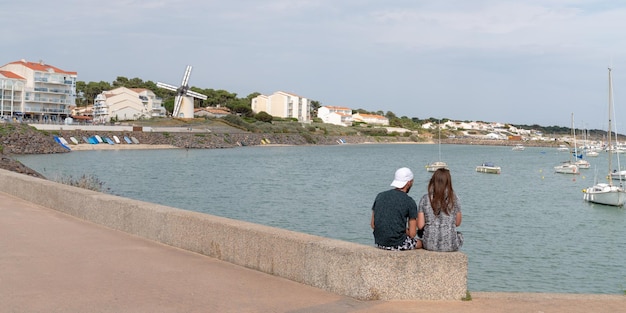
[0,192,623,313]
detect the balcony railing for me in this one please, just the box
[33,87,72,95]
[0,95,21,101]
[26,97,73,105]
[34,76,72,85]
[23,106,70,114]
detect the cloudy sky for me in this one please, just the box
[3,0,626,128]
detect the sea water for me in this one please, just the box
[16,144,626,294]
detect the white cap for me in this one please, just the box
[390,167,414,188]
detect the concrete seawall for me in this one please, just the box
[0,169,467,300]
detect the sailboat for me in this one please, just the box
[572,116,590,169]
[426,121,448,172]
[554,113,580,174]
[584,128,599,157]
[583,67,626,206]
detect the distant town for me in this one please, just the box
[0,59,615,144]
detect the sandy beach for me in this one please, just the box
[69,144,179,151]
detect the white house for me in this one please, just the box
[484,132,507,140]
[317,106,353,126]
[93,87,165,123]
[421,122,434,129]
[251,91,311,122]
[194,106,231,118]
[0,59,77,122]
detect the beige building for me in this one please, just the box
[0,59,76,122]
[352,113,389,126]
[93,87,165,123]
[317,106,353,126]
[251,91,311,122]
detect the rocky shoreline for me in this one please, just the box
[0,123,413,178]
[0,123,565,179]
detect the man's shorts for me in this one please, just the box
[376,236,417,251]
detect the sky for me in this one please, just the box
[3,0,626,129]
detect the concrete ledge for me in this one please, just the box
[0,169,467,300]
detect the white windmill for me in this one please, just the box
[157,65,207,118]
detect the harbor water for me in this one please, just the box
[16,143,626,294]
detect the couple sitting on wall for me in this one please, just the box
[370,167,463,252]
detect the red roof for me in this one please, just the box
[0,70,25,80]
[8,60,77,75]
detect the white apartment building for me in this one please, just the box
[0,59,77,122]
[251,91,311,122]
[317,106,353,126]
[93,87,165,123]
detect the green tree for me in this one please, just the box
[255,111,273,123]
[233,103,253,116]
[197,89,238,108]
[75,81,112,106]
[310,100,322,117]
[162,98,174,115]
[111,76,129,88]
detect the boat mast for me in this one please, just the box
[608,67,613,185]
[438,120,442,161]
[571,112,576,163]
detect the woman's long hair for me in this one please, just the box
[428,168,456,216]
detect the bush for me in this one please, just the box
[301,133,316,144]
[55,174,106,192]
[221,115,256,132]
[359,127,388,136]
[254,111,273,123]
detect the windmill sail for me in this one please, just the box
[157,65,207,118]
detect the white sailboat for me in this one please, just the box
[583,67,626,206]
[586,149,599,157]
[554,113,580,174]
[426,121,448,172]
[584,129,600,157]
[572,116,590,169]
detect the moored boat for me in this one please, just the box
[476,162,501,174]
[554,162,579,174]
[583,67,626,206]
[555,114,581,175]
[426,161,448,172]
[426,121,447,172]
[610,170,626,180]
[574,159,591,169]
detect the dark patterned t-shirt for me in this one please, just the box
[371,189,418,247]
